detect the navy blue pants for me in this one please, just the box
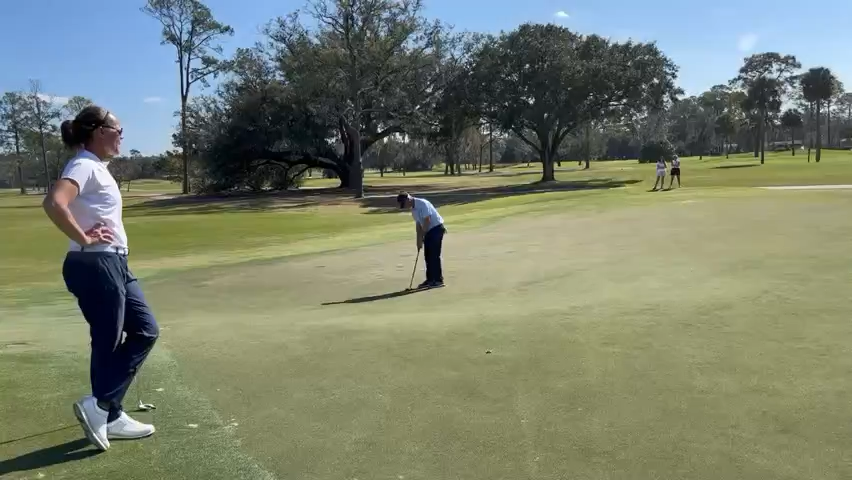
[424,224,446,283]
[62,251,159,420]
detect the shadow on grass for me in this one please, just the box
[124,177,638,216]
[124,184,450,217]
[359,178,641,213]
[471,166,583,177]
[0,425,77,446]
[713,164,760,170]
[322,288,427,305]
[0,438,101,476]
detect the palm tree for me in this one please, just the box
[780,109,803,156]
[715,113,736,158]
[826,80,844,147]
[746,77,782,164]
[800,67,840,163]
[739,96,760,158]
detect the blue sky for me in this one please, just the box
[3,0,849,155]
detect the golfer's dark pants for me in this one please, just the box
[424,224,446,283]
[62,251,159,421]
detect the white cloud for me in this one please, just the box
[37,93,69,106]
[554,10,569,19]
[737,33,758,52]
[143,96,163,103]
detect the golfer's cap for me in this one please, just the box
[396,192,411,208]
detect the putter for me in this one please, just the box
[135,370,156,411]
[407,249,421,291]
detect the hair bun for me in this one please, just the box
[60,120,79,148]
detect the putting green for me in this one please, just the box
[3,153,852,479]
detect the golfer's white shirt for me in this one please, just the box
[412,197,443,231]
[61,149,129,253]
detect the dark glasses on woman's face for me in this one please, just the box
[101,125,124,137]
[98,110,123,136]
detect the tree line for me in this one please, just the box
[0,81,180,193]
[3,0,847,197]
[140,0,679,197]
[664,54,849,165]
[143,0,846,198]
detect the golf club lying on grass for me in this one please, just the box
[406,248,421,291]
[136,370,156,411]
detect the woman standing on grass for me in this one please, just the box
[668,155,682,189]
[652,156,667,191]
[42,105,159,452]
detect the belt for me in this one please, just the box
[71,245,129,256]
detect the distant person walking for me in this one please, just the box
[652,157,667,191]
[668,155,682,189]
[42,105,159,451]
[397,192,446,288]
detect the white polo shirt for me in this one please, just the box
[411,197,443,231]
[60,149,129,253]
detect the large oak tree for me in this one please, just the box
[475,24,679,182]
[264,0,447,198]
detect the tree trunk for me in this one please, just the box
[14,133,25,194]
[180,94,189,194]
[759,113,765,165]
[815,101,822,163]
[725,134,730,159]
[584,125,591,170]
[32,97,51,191]
[753,129,760,158]
[347,126,364,198]
[540,149,555,182]
[337,163,352,188]
[39,132,50,191]
[827,101,832,147]
[791,129,796,156]
[488,122,494,172]
[16,161,25,194]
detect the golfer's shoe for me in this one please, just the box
[73,396,110,451]
[417,280,431,289]
[428,281,445,288]
[107,412,156,440]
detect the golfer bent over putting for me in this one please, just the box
[42,105,159,451]
[397,192,446,288]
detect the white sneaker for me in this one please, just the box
[107,412,156,440]
[73,396,110,451]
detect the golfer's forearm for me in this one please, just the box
[43,199,88,245]
[422,216,431,231]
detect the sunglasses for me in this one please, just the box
[96,110,123,137]
[101,125,124,137]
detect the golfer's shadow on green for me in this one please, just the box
[0,438,101,476]
[322,288,427,305]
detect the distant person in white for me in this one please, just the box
[668,155,682,189]
[397,192,446,288]
[652,157,667,191]
[42,105,159,451]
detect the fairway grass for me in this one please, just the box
[3,151,852,479]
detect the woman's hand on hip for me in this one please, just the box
[83,222,115,246]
